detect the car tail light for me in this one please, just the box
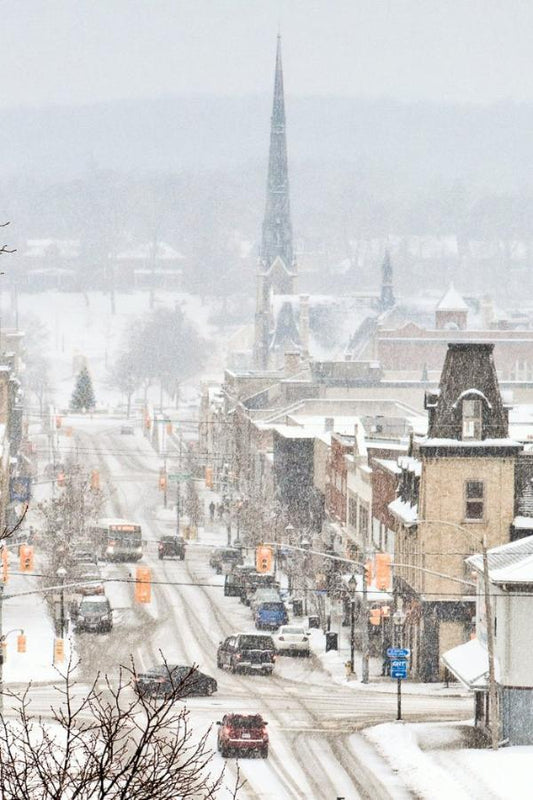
[302,636,308,641]
[109,540,116,546]
[278,636,285,641]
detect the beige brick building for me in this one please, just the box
[391,342,523,680]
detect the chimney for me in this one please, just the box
[284,351,300,376]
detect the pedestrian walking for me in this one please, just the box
[217,503,224,519]
[209,501,215,522]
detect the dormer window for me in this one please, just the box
[462,399,482,440]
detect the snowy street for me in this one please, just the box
[8,414,468,800]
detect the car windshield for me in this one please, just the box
[228,715,264,729]
[239,636,274,649]
[259,602,284,611]
[80,602,108,613]
[281,627,304,635]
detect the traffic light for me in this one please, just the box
[55,415,62,429]
[17,633,26,653]
[375,553,392,591]
[370,607,382,626]
[205,466,213,489]
[57,471,66,487]
[2,546,8,583]
[256,545,273,574]
[90,469,100,491]
[159,469,167,491]
[145,416,151,430]
[19,545,34,573]
[54,638,65,663]
[135,566,152,603]
[166,422,173,435]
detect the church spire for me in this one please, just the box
[380,249,395,310]
[260,35,294,275]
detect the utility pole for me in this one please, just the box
[361,558,370,684]
[482,536,499,750]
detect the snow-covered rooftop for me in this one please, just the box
[436,283,469,312]
[468,535,533,584]
[388,497,418,527]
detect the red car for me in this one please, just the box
[217,713,268,758]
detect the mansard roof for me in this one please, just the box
[423,342,509,441]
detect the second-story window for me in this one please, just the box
[462,399,482,440]
[465,480,484,520]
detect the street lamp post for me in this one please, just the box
[347,573,357,674]
[301,537,311,616]
[285,524,295,594]
[56,567,67,639]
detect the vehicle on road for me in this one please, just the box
[158,535,186,560]
[217,713,268,758]
[241,572,279,606]
[217,633,276,675]
[224,564,256,597]
[273,625,310,656]
[254,601,289,630]
[132,664,217,698]
[72,565,105,595]
[120,425,135,435]
[249,587,283,614]
[90,518,143,561]
[75,594,113,633]
[209,547,243,575]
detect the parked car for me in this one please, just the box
[132,664,217,698]
[120,425,135,435]
[75,594,113,633]
[224,564,256,597]
[217,713,268,758]
[158,536,186,560]
[217,633,276,675]
[249,587,283,614]
[273,624,310,657]
[241,572,279,606]
[209,547,243,575]
[255,601,288,630]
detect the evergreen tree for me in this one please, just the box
[70,366,96,411]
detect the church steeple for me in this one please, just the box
[254,36,297,370]
[380,249,395,310]
[260,35,294,278]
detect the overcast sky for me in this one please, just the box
[1,1,533,108]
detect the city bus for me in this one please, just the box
[90,518,143,562]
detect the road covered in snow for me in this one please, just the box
[26,413,468,800]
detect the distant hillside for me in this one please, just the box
[0,94,531,190]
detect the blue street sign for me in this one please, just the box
[387,647,410,659]
[390,659,408,679]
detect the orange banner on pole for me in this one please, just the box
[375,553,392,591]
